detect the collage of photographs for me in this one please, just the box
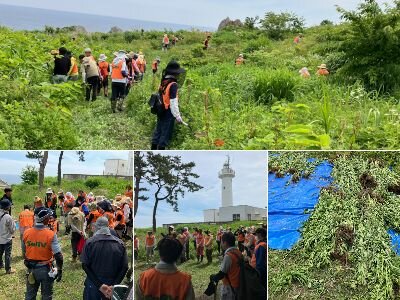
[0,0,400,299]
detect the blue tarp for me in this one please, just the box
[268,161,334,250]
[388,230,400,255]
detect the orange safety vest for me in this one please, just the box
[99,61,109,77]
[146,235,155,247]
[222,249,242,288]
[63,199,74,213]
[111,60,124,80]
[90,210,101,223]
[250,241,268,269]
[137,59,146,73]
[125,190,133,199]
[318,69,329,76]
[196,234,204,246]
[23,227,55,261]
[163,37,169,44]
[19,210,34,228]
[140,268,191,300]
[235,57,244,65]
[294,36,300,44]
[104,211,115,228]
[116,210,126,226]
[71,60,79,74]
[162,82,178,110]
[237,233,245,242]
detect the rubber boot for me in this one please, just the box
[151,144,158,150]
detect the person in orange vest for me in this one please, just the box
[152,57,161,75]
[110,50,129,113]
[34,196,44,209]
[45,188,57,215]
[145,231,156,264]
[151,60,187,150]
[162,34,170,51]
[299,67,311,78]
[235,226,245,252]
[66,51,79,81]
[210,232,242,300]
[134,235,139,261]
[196,229,205,263]
[251,228,267,291]
[97,200,115,229]
[317,64,330,76]
[63,192,74,232]
[204,230,214,264]
[177,229,187,263]
[244,227,256,257]
[216,226,223,255]
[203,35,211,50]
[86,202,101,237]
[136,54,146,80]
[98,54,110,97]
[19,205,34,257]
[114,204,126,239]
[23,207,63,299]
[124,185,133,200]
[235,54,245,65]
[136,237,195,300]
[294,33,303,44]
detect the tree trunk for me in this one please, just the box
[57,151,64,186]
[38,151,48,190]
[134,175,139,217]
[152,198,159,233]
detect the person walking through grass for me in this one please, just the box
[80,55,100,101]
[135,237,195,300]
[251,228,267,292]
[67,51,79,81]
[210,232,242,300]
[23,207,63,299]
[0,199,15,274]
[53,47,71,84]
[81,217,128,300]
[18,205,34,257]
[98,54,110,97]
[151,61,187,150]
[110,50,129,113]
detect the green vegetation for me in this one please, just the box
[1,0,399,149]
[134,221,262,297]
[268,152,400,299]
[0,177,132,300]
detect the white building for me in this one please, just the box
[203,157,267,222]
[104,159,129,176]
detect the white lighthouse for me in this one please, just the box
[218,156,235,207]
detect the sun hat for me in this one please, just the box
[69,207,80,215]
[98,54,107,61]
[164,61,186,76]
[318,64,327,69]
[84,48,92,53]
[239,54,244,57]
[46,188,53,194]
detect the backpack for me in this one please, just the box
[148,92,166,116]
[228,251,267,300]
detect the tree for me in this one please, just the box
[144,153,203,233]
[109,26,123,33]
[218,17,243,31]
[20,165,38,185]
[57,151,85,186]
[244,16,260,29]
[26,151,48,189]
[320,19,333,26]
[134,152,149,217]
[260,12,305,40]
[336,0,400,91]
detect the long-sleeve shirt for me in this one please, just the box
[0,209,15,244]
[255,240,267,279]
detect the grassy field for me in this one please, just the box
[0,177,132,299]
[1,5,400,150]
[134,221,265,299]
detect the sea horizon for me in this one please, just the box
[0,4,214,32]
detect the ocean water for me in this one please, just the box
[0,4,210,32]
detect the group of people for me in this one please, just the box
[52,46,162,113]
[162,33,179,51]
[134,224,267,299]
[299,64,330,78]
[0,186,133,299]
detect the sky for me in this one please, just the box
[0,0,391,28]
[134,151,267,228]
[0,151,131,184]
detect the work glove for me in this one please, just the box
[55,269,62,282]
[176,116,183,123]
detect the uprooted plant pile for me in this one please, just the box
[269,152,400,299]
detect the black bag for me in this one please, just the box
[148,92,166,116]
[228,251,267,300]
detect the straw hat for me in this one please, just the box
[318,64,327,69]
[70,207,80,215]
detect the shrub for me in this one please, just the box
[85,178,101,189]
[254,69,299,104]
[21,165,38,185]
